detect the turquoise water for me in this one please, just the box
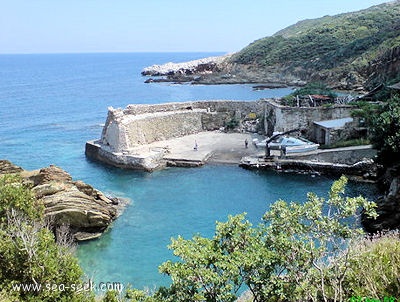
[0,53,293,174]
[0,53,378,290]
[76,164,377,289]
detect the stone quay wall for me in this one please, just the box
[122,100,265,116]
[101,100,266,152]
[264,99,354,138]
[97,99,356,154]
[87,99,367,171]
[124,109,205,146]
[286,145,376,165]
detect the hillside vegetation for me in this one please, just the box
[228,1,400,89]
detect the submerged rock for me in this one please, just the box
[0,160,120,241]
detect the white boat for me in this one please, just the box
[253,136,319,153]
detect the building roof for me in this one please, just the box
[309,94,332,100]
[313,117,353,129]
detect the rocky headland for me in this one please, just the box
[141,54,303,87]
[142,54,230,83]
[142,1,400,91]
[0,160,121,241]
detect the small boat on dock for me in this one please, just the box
[253,135,319,154]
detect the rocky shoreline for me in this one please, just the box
[362,164,400,233]
[0,160,123,241]
[141,54,230,84]
[142,54,229,77]
[240,155,376,179]
[141,54,306,87]
[140,47,398,90]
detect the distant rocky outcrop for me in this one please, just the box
[141,55,230,84]
[142,1,400,90]
[0,160,120,241]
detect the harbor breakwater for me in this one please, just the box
[86,100,265,171]
[86,99,373,173]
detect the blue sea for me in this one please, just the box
[0,53,378,290]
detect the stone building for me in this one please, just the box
[263,99,354,139]
[313,117,354,145]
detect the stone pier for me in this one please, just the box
[86,100,265,171]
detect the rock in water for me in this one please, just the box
[0,160,119,241]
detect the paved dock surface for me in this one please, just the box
[130,131,266,165]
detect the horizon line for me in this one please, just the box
[0,50,230,56]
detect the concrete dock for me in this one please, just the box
[130,131,265,166]
[86,131,269,171]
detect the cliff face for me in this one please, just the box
[0,160,119,241]
[364,46,400,88]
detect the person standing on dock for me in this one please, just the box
[194,140,198,151]
[245,139,248,148]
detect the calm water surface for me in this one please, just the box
[0,53,378,289]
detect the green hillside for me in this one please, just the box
[228,1,400,89]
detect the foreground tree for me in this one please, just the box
[126,176,378,302]
[0,174,93,302]
[258,176,378,301]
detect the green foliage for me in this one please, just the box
[124,288,153,302]
[157,213,258,302]
[370,95,400,166]
[286,82,338,99]
[351,93,400,167]
[0,174,93,302]
[0,174,43,221]
[345,233,400,298]
[127,176,379,302]
[257,176,377,301]
[229,2,400,86]
[350,100,381,128]
[102,290,120,302]
[225,118,239,131]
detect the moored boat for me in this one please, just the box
[253,136,319,153]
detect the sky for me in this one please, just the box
[0,0,393,54]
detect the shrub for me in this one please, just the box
[127,176,378,302]
[370,95,400,166]
[0,174,93,302]
[225,118,239,131]
[345,233,400,299]
[0,174,42,221]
